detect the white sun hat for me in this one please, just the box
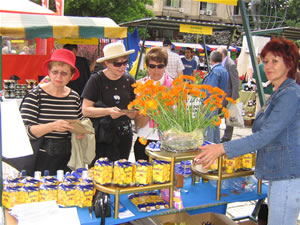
[96,42,135,63]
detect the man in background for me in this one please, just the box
[181,47,197,76]
[63,44,91,96]
[218,47,240,143]
[163,39,184,79]
[202,51,229,144]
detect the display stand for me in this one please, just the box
[94,182,172,219]
[94,149,200,218]
[191,156,262,201]
[146,150,200,203]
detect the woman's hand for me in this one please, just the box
[109,107,124,119]
[52,120,74,132]
[76,134,85,139]
[125,111,137,119]
[194,143,225,168]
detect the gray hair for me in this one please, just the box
[218,47,228,57]
[210,51,223,63]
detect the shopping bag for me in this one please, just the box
[226,102,244,128]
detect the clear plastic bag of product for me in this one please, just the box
[209,176,257,193]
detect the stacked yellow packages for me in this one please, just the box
[152,160,171,183]
[135,160,153,186]
[23,186,40,203]
[113,159,133,186]
[2,177,21,208]
[77,183,94,207]
[94,157,113,185]
[39,184,58,202]
[57,182,77,207]
[2,186,21,208]
[225,157,236,174]
[242,153,256,169]
[208,158,219,171]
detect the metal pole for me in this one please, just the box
[0,36,3,206]
[126,35,132,70]
[203,36,210,72]
[0,36,2,90]
[135,23,149,80]
[239,0,265,106]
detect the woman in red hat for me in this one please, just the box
[20,49,83,175]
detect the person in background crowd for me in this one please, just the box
[2,46,8,54]
[195,37,300,225]
[181,47,197,77]
[296,67,300,85]
[63,44,91,96]
[20,49,83,175]
[198,56,207,70]
[163,39,184,79]
[217,47,240,143]
[134,47,173,161]
[81,42,136,163]
[19,46,30,55]
[202,51,229,144]
[254,61,273,115]
[193,51,200,69]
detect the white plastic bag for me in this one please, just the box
[226,102,244,128]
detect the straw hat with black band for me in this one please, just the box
[96,42,135,63]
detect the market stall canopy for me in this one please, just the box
[0,12,128,39]
[139,41,241,53]
[119,17,240,32]
[205,44,241,52]
[140,40,204,51]
[251,27,300,41]
[0,0,54,15]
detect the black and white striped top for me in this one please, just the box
[20,87,83,139]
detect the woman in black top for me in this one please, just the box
[82,42,136,162]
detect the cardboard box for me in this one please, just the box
[190,212,237,225]
[154,212,195,224]
[154,212,237,225]
[237,220,258,225]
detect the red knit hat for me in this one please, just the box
[42,49,80,81]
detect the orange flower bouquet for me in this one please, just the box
[128,75,235,152]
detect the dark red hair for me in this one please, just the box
[260,37,299,79]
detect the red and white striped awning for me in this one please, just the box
[140,41,241,52]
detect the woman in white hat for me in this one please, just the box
[82,42,136,162]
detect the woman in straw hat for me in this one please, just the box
[82,42,136,162]
[20,49,83,175]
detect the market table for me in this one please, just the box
[78,178,268,225]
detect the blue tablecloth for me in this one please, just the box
[78,178,268,225]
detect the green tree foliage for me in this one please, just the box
[31,0,153,23]
[64,0,153,24]
[285,0,300,27]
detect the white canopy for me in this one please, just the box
[0,0,54,15]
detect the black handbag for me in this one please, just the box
[92,116,115,144]
[93,190,111,225]
[41,138,71,156]
[3,137,44,176]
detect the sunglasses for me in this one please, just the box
[112,60,128,67]
[148,64,165,69]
